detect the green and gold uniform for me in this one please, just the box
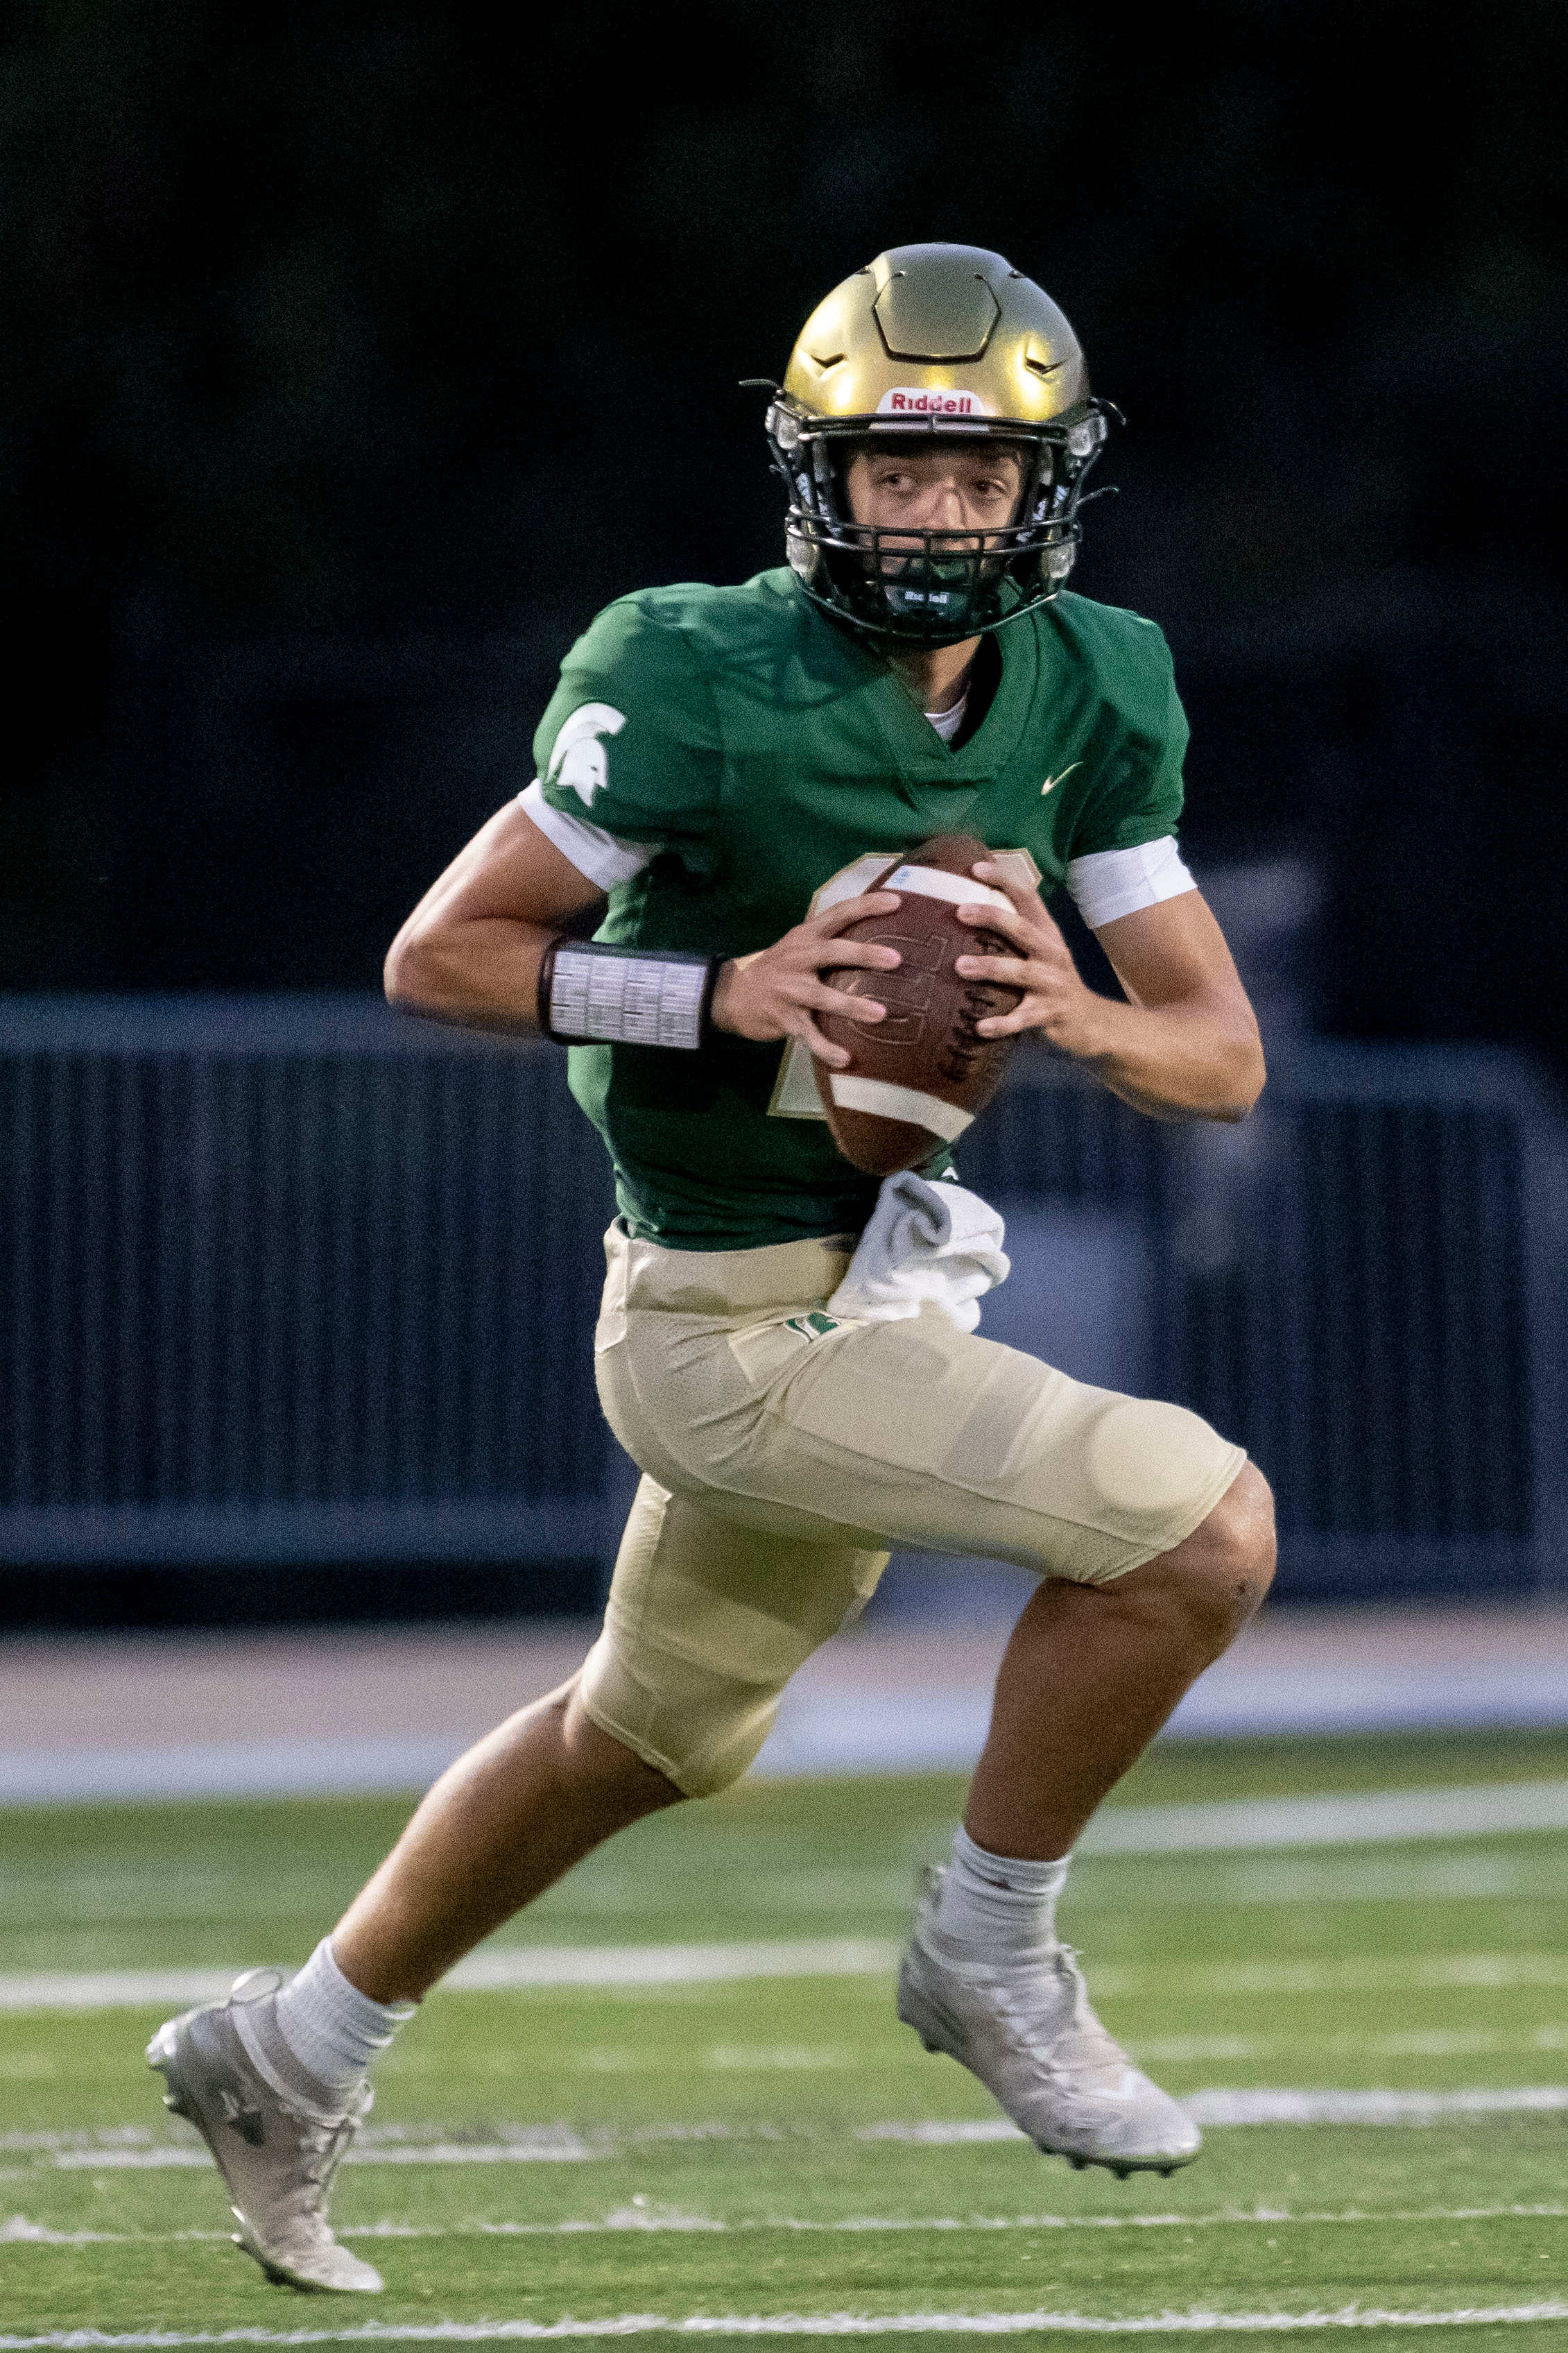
[523,567,1241,1799]
[533,567,1186,1251]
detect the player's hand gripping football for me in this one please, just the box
[955,862,1103,1055]
[709,892,902,1070]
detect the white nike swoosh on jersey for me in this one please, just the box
[1041,765,1082,795]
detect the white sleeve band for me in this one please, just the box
[1066,837,1196,930]
[517,778,658,889]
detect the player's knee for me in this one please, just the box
[648,1677,794,1797]
[558,1683,689,1815]
[586,1709,770,1803]
[1166,1462,1275,1652]
[1212,1460,1277,1591]
[574,1644,780,1804]
[664,1725,771,1800]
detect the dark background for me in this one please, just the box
[6,1,1567,1063]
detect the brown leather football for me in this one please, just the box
[815,832,1023,1176]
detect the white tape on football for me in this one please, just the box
[882,865,1014,916]
[829,1076,974,1142]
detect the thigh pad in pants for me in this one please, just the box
[581,1220,1245,1797]
[578,1475,887,1797]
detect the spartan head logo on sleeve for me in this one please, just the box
[547,703,627,810]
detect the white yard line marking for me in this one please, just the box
[358,2202,1568,2234]
[5,2203,1565,2250]
[1,1776,1563,2014]
[0,1969,242,2017]
[1104,1853,1549,1908]
[0,2219,232,2245]
[1,2218,126,2243]
[1135,2030,1568,2063]
[1,2133,159,2153]
[49,2134,594,2172]
[1091,1952,1568,2000]
[23,2083,1568,2174]
[4,2302,1568,2341]
[580,2028,1568,2071]
[1187,2086,1568,2125]
[865,2086,1568,2136]
[46,2149,211,2171]
[0,1943,901,2014]
[8,1939,1568,2017]
[447,1942,899,1993]
[1077,1779,1568,1854]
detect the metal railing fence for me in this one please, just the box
[2,996,1564,1601]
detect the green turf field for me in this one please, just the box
[3,1729,1567,2345]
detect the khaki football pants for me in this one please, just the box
[579,1220,1246,1797]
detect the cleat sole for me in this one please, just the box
[234,2227,323,2295]
[1040,2139,1195,2179]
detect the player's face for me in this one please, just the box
[842,443,1026,550]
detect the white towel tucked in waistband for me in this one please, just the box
[825,1172,1010,1335]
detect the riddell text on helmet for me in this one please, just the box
[875,387,994,416]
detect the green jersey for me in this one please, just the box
[533,567,1187,1250]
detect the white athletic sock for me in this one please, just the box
[269,1937,416,2100]
[933,1826,1071,1965]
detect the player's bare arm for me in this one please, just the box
[383,802,605,1032]
[386,805,904,1052]
[956,864,1266,1122]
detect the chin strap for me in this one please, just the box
[537,937,719,1052]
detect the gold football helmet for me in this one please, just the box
[755,243,1114,644]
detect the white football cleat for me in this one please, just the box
[146,1969,382,2293]
[897,1867,1201,2177]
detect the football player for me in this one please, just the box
[148,244,1275,2294]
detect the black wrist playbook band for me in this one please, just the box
[537,937,720,1052]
